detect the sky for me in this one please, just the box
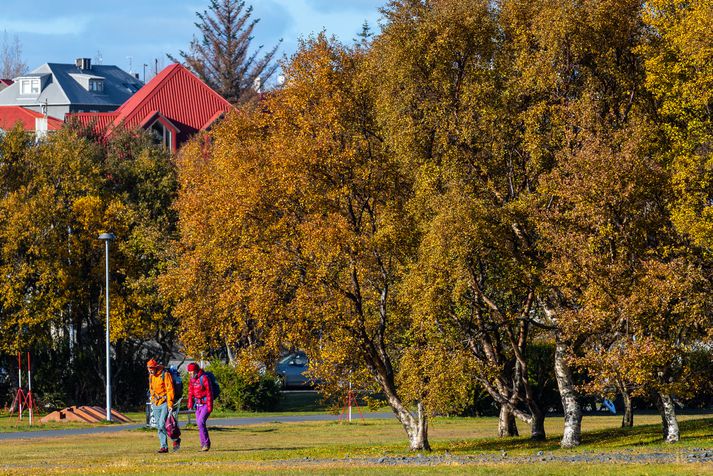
[1,0,385,81]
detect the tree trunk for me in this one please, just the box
[377,366,431,451]
[408,402,430,451]
[554,338,582,448]
[385,392,431,451]
[225,341,235,365]
[529,406,546,441]
[655,393,680,443]
[498,405,519,437]
[620,384,634,428]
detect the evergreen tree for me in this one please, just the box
[170,0,281,104]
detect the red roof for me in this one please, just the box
[68,112,119,132]
[69,64,233,149]
[0,106,63,131]
[0,79,13,87]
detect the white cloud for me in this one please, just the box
[3,16,91,36]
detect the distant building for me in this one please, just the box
[0,58,143,120]
[70,64,233,152]
[0,106,63,136]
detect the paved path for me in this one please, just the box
[0,412,393,441]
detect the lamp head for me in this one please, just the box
[98,233,116,241]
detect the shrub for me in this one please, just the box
[208,361,281,412]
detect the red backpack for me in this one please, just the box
[165,413,181,440]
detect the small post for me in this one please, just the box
[17,353,22,420]
[348,381,352,423]
[27,352,32,425]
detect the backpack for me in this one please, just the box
[201,371,220,400]
[165,413,181,440]
[166,366,183,399]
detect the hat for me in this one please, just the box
[187,362,199,372]
[146,358,159,369]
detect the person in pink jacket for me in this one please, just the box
[187,362,213,451]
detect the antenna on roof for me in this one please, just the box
[126,56,133,74]
[95,50,103,65]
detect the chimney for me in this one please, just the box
[75,58,92,71]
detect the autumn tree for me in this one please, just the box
[371,0,554,440]
[166,33,464,450]
[495,0,661,447]
[538,109,713,443]
[170,0,281,104]
[639,0,713,247]
[0,126,179,407]
[161,109,291,365]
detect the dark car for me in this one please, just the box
[275,352,313,388]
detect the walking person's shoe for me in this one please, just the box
[157,447,168,454]
[200,445,210,452]
[172,438,181,452]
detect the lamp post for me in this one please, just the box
[98,232,115,421]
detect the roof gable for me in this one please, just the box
[112,64,233,133]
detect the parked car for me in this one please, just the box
[275,352,313,388]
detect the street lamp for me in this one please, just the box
[98,232,115,421]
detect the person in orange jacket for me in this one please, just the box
[147,359,180,453]
[187,362,213,451]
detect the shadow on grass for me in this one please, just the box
[440,417,713,454]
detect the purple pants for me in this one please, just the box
[195,404,211,448]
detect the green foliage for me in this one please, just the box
[208,361,281,412]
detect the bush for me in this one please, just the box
[208,361,281,412]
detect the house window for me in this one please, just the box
[89,79,104,93]
[150,120,172,150]
[20,79,40,95]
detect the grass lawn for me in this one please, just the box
[0,391,343,432]
[1,412,713,475]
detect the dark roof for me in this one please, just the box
[0,63,143,116]
[48,63,142,106]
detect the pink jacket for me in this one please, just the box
[187,369,213,411]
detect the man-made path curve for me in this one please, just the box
[0,412,392,440]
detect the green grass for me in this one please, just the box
[1,413,713,475]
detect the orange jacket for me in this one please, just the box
[149,367,175,407]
